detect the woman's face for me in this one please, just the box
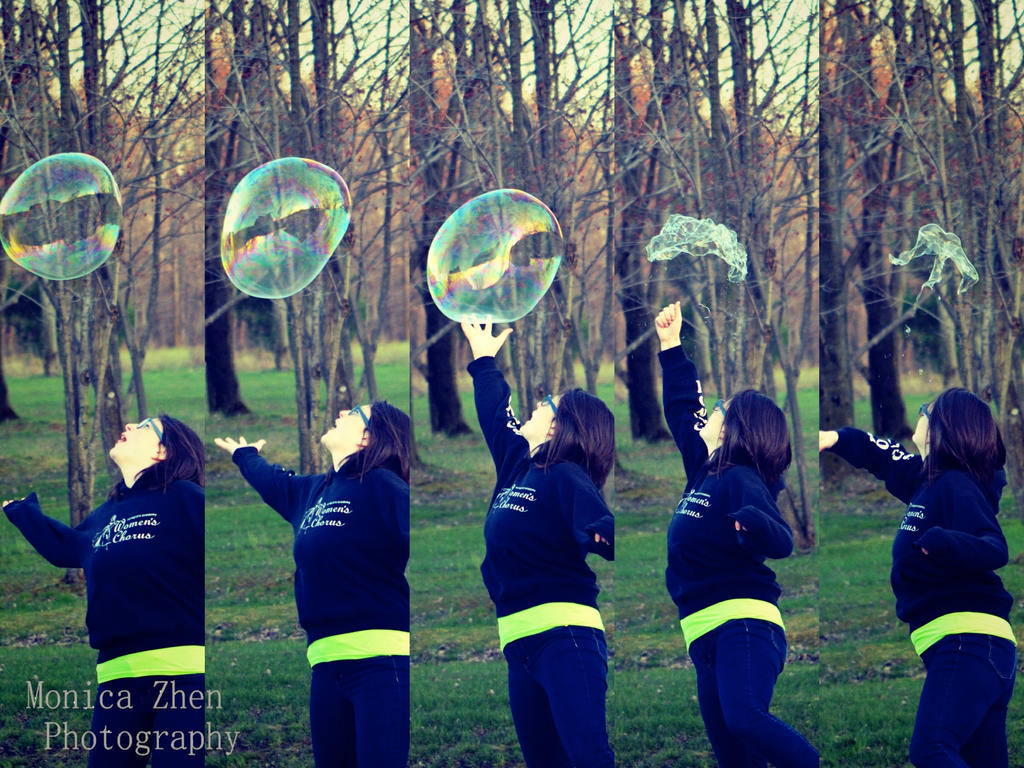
[520,395,560,446]
[321,405,371,456]
[912,408,930,457]
[109,418,165,465]
[699,399,727,452]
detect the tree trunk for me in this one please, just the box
[819,104,854,484]
[0,312,17,423]
[417,240,470,436]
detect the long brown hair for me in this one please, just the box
[346,401,410,484]
[924,388,1005,486]
[709,390,791,487]
[534,389,614,490]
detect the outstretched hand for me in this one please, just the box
[818,431,838,452]
[654,302,683,350]
[214,436,267,455]
[461,321,513,360]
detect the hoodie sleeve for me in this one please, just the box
[915,476,1008,573]
[3,493,90,568]
[468,356,530,479]
[658,346,710,481]
[826,427,923,504]
[556,464,614,562]
[724,470,794,560]
[232,447,312,525]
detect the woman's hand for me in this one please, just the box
[461,321,513,360]
[654,302,683,350]
[818,430,838,452]
[214,437,267,455]
[593,532,610,546]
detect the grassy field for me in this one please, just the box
[3,349,1023,767]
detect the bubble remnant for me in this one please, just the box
[646,215,747,282]
[0,153,121,280]
[889,224,978,294]
[221,157,351,299]
[427,189,563,322]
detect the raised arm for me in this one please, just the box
[821,427,923,504]
[214,437,309,524]
[462,322,530,475]
[3,493,89,568]
[656,302,710,480]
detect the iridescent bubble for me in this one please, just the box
[0,153,121,280]
[221,157,351,299]
[427,189,563,322]
[646,215,748,283]
[889,223,978,294]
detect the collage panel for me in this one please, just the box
[204,0,409,765]
[0,0,207,765]
[819,1,1024,766]
[611,1,819,765]
[408,1,616,765]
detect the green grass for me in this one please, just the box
[6,349,1024,766]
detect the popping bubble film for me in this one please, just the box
[889,223,978,294]
[646,214,748,283]
[221,157,351,299]
[427,189,563,322]
[0,153,121,280]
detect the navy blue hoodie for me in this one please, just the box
[827,427,1012,631]
[4,480,204,663]
[659,346,794,619]
[468,356,614,619]
[232,448,409,643]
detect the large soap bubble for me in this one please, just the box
[221,157,351,299]
[0,153,121,280]
[427,189,563,322]
[646,215,748,282]
[889,223,978,294]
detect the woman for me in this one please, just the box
[655,301,818,768]
[461,321,615,768]
[214,401,410,768]
[3,415,205,767]
[820,388,1016,767]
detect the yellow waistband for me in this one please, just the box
[680,599,784,651]
[497,602,604,649]
[910,613,1016,656]
[96,646,205,684]
[306,630,410,666]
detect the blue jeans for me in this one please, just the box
[88,674,205,768]
[910,633,1017,767]
[310,656,409,768]
[502,625,614,768]
[688,618,818,768]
